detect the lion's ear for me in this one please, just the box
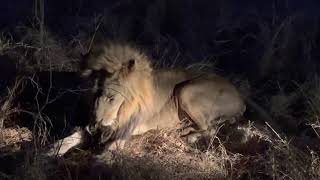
[119,59,135,79]
[126,59,135,72]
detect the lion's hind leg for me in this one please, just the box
[176,82,230,145]
[178,85,218,132]
[177,77,245,130]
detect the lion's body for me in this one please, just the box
[82,43,246,144]
[128,69,246,136]
[46,43,247,156]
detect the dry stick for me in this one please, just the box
[87,15,104,53]
[27,76,51,148]
[265,121,284,142]
[42,63,53,112]
[46,87,89,105]
[311,123,320,138]
[39,0,45,47]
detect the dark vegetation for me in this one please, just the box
[0,0,320,179]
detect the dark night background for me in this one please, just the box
[1,1,320,179]
[1,0,320,82]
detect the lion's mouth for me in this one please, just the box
[90,125,114,144]
[85,121,116,145]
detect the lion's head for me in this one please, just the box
[82,43,154,141]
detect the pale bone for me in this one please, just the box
[45,129,85,156]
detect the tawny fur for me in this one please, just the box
[84,43,246,142]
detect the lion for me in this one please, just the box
[46,42,246,156]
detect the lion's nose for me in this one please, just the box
[101,119,115,126]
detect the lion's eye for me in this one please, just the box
[109,97,114,102]
[105,95,114,102]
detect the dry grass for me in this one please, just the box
[7,122,315,180]
[12,123,313,180]
[101,130,228,180]
[0,78,25,129]
[0,35,12,55]
[0,127,32,155]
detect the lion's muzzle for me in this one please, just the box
[85,121,116,144]
[101,118,117,126]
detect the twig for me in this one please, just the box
[265,121,284,142]
[87,15,104,53]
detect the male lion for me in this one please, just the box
[46,42,246,156]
